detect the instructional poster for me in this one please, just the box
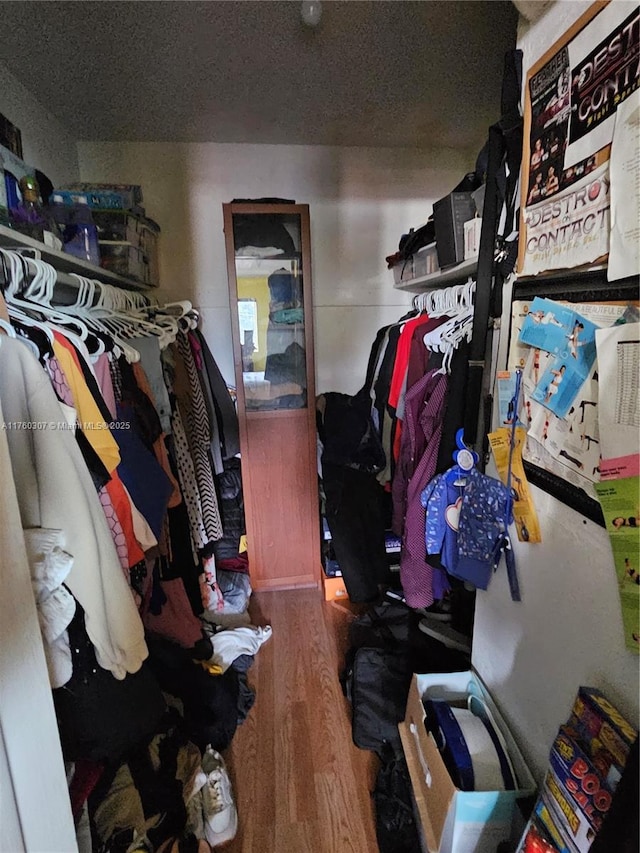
[519,1,640,275]
[510,299,627,500]
[595,476,640,654]
[520,297,599,418]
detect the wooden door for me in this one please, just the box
[223,203,321,590]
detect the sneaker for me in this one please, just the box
[201,746,238,847]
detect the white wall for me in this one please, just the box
[77,141,470,392]
[473,1,639,783]
[0,62,79,187]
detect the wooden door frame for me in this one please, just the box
[222,203,321,590]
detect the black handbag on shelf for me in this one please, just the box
[397,218,435,261]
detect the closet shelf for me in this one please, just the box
[393,256,478,293]
[0,224,154,292]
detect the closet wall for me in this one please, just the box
[76,140,471,391]
[474,0,640,783]
[0,63,79,186]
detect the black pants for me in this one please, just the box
[323,462,389,603]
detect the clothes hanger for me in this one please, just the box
[0,297,42,360]
[67,275,142,363]
[161,299,193,317]
[84,277,175,349]
[443,428,479,487]
[0,318,16,337]
[1,251,59,349]
[21,259,110,363]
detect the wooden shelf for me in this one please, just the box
[0,224,154,291]
[393,255,478,293]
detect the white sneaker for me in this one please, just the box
[201,746,238,847]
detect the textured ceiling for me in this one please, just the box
[0,1,518,151]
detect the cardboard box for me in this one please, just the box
[533,795,573,853]
[322,574,348,601]
[65,182,143,208]
[463,217,482,260]
[0,142,33,182]
[433,191,476,269]
[0,113,23,158]
[568,686,637,777]
[542,768,597,853]
[549,727,614,829]
[54,186,142,212]
[399,672,535,853]
[516,814,562,853]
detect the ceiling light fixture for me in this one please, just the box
[301,0,322,27]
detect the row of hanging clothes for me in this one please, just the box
[0,249,267,852]
[317,279,476,607]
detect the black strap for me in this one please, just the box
[464,50,523,449]
[464,121,503,448]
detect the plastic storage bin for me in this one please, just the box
[99,241,146,282]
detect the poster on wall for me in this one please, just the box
[509,297,628,506]
[608,89,640,282]
[518,0,640,277]
[594,476,640,654]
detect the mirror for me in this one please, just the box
[232,212,307,410]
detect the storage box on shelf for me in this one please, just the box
[392,255,415,285]
[399,671,535,853]
[392,243,440,286]
[433,191,477,269]
[392,254,478,293]
[0,223,153,292]
[92,210,160,286]
[55,183,143,212]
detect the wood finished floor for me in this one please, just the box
[222,588,379,853]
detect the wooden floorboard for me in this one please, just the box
[223,588,379,852]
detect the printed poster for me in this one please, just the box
[595,322,640,472]
[519,1,639,275]
[594,476,640,654]
[519,297,599,418]
[521,163,611,276]
[608,89,640,282]
[564,3,640,168]
[524,359,602,489]
[512,300,627,500]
